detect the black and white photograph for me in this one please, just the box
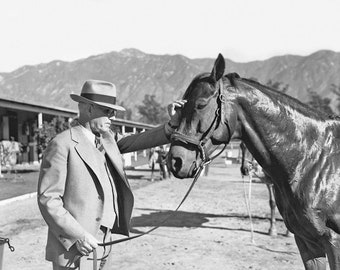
[1,0,340,269]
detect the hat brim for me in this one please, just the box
[70,94,126,112]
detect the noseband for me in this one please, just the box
[171,79,232,166]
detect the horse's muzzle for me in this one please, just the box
[168,146,198,179]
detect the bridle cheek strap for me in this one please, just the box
[171,102,220,163]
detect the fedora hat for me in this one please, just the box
[70,80,125,111]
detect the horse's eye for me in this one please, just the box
[196,103,207,110]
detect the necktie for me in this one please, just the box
[95,136,105,153]
[95,135,120,224]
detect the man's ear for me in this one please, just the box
[79,102,93,118]
[88,103,95,115]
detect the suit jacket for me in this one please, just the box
[37,123,171,265]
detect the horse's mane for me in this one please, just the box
[227,73,335,121]
[183,71,340,122]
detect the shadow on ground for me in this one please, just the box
[130,208,286,236]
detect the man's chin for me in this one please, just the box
[97,126,111,135]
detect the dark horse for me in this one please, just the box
[169,54,340,270]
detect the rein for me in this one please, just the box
[89,132,224,268]
[84,161,207,270]
[98,167,203,247]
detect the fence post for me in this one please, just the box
[0,237,15,270]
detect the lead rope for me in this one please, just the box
[90,141,228,270]
[64,160,206,270]
[87,160,208,270]
[242,165,255,244]
[100,166,203,247]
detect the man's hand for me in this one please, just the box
[75,231,98,256]
[167,100,187,127]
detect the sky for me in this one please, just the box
[1,0,340,72]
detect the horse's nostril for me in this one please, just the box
[189,161,197,176]
[172,157,182,172]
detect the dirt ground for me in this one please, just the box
[0,157,305,270]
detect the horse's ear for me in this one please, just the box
[210,53,225,82]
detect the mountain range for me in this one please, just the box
[1,48,340,120]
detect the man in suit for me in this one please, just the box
[37,80,186,269]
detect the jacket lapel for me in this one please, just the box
[101,130,126,181]
[71,125,107,185]
[71,125,128,188]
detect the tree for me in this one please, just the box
[266,79,289,93]
[331,84,340,115]
[138,94,168,125]
[35,116,69,160]
[307,88,334,115]
[116,101,132,120]
[249,78,289,93]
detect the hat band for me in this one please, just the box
[81,93,116,105]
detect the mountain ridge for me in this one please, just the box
[1,48,339,120]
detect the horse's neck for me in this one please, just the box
[239,91,333,182]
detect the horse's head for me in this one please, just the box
[169,54,240,178]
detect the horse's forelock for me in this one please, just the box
[183,73,214,99]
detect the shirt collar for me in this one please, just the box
[79,125,96,146]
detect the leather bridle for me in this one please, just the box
[170,78,232,169]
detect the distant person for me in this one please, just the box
[158,146,169,180]
[163,145,172,179]
[148,147,159,181]
[37,79,186,270]
[0,141,3,177]
[9,137,20,166]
